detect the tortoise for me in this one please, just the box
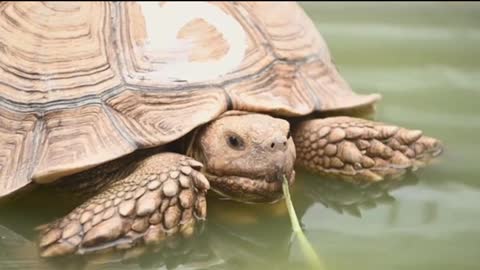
[0,2,443,257]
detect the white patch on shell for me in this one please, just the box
[139,2,247,82]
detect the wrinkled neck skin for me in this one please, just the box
[187,111,296,204]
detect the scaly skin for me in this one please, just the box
[38,112,442,257]
[293,116,442,182]
[191,111,296,203]
[39,153,208,257]
[38,112,296,257]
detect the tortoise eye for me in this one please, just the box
[227,134,244,150]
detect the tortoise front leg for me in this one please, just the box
[292,116,442,182]
[38,153,208,257]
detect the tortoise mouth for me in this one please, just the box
[204,170,296,203]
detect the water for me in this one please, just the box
[1,2,479,270]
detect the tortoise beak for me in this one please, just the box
[271,158,290,183]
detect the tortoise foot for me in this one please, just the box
[38,153,208,257]
[293,116,443,182]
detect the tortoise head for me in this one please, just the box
[190,111,296,203]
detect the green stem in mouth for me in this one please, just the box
[282,175,326,270]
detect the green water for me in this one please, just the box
[1,2,479,270]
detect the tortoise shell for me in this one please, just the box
[0,2,380,197]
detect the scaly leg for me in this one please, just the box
[292,116,442,182]
[38,152,209,257]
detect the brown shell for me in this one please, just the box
[0,2,380,197]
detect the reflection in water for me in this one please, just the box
[301,172,419,218]
[1,169,479,270]
[0,225,42,270]
[0,169,420,270]
[422,201,438,225]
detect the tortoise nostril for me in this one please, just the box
[269,136,288,152]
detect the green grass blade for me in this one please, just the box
[282,176,327,270]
